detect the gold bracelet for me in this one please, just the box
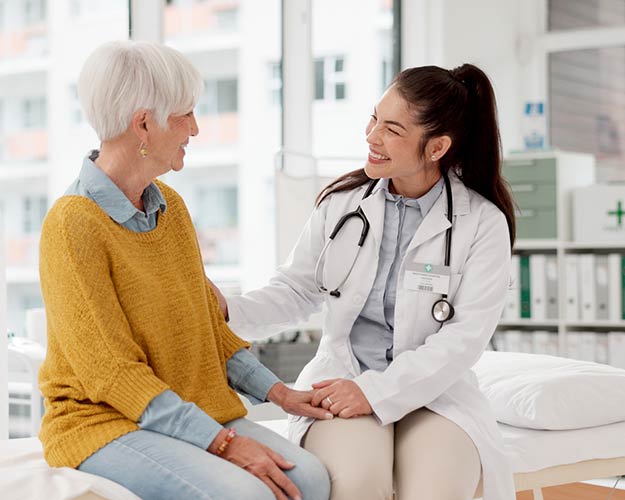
[216,428,237,456]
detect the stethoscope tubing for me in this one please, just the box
[314,172,455,322]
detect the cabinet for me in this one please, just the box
[495,151,625,368]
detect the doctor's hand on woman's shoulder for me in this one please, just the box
[268,382,334,420]
[311,379,373,419]
[207,277,229,319]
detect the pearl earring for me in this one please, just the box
[431,155,437,161]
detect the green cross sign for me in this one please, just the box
[425,264,433,272]
[608,201,625,227]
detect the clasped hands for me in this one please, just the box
[267,379,372,420]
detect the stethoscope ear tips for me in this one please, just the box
[329,290,341,298]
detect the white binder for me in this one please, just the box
[545,255,558,320]
[566,331,582,360]
[564,254,580,321]
[578,254,597,321]
[503,255,520,320]
[532,330,558,355]
[608,253,622,322]
[530,254,547,321]
[608,332,625,369]
[579,332,597,362]
[595,255,609,320]
[596,333,609,364]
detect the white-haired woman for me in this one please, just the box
[38,40,331,500]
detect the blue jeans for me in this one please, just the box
[78,418,330,500]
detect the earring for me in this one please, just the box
[139,143,148,158]
[431,155,437,161]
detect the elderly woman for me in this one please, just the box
[38,40,331,500]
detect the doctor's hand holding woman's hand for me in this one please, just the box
[311,379,373,418]
[267,382,334,420]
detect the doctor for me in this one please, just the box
[214,64,516,500]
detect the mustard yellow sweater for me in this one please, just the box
[38,180,249,468]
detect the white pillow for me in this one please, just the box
[473,351,625,430]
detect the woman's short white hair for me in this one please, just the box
[78,40,204,141]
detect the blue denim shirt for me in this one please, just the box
[66,151,280,449]
[349,177,443,372]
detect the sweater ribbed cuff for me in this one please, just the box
[105,364,170,422]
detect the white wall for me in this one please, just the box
[402,0,546,155]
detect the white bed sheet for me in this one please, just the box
[500,419,625,474]
[0,437,140,500]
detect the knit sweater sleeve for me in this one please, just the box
[39,200,169,422]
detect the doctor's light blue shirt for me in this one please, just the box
[66,151,281,450]
[349,177,444,372]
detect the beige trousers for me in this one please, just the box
[303,408,482,500]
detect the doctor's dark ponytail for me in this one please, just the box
[446,64,516,247]
[317,63,515,247]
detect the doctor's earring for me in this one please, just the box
[139,143,148,158]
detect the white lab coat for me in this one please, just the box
[227,172,515,500]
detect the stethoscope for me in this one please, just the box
[313,171,455,323]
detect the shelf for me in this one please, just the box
[563,242,625,250]
[498,319,560,328]
[514,239,559,251]
[565,321,625,329]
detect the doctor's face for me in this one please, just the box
[364,86,440,190]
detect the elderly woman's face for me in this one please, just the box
[148,111,199,174]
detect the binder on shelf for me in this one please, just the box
[579,254,597,321]
[564,254,580,321]
[520,255,531,319]
[608,253,622,322]
[622,257,625,320]
[608,332,625,369]
[545,255,558,320]
[595,256,610,320]
[521,332,534,353]
[595,333,609,365]
[503,255,520,320]
[533,330,558,356]
[565,331,582,360]
[579,332,597,362]
[530,254,547,321]
[503,330,523,352]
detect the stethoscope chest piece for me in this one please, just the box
[432,298,455,323]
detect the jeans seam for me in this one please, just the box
[110,437,215,500]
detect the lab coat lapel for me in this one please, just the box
[406,172,470,255]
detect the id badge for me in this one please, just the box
[404,262,450,294]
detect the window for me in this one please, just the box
[1,0,129,438]
[69,85,82,125]
[268,62,282,107]
[196,78,238,115]
[22,97,46,128]
[314,56,346,101]
[216,7,238,31]
[549,0,625,31]
[22,196,47,234]
[23,0,46,25]
[546,1,625,180]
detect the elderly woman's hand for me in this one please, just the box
[213,432,302,500]
[311,378,373,419]
[267,382,334,421]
